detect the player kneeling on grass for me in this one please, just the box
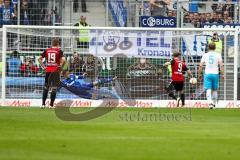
[164,52,193,107]
[60,73,119,99]
[198,42,224,109]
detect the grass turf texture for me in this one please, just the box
[0,107,240,160]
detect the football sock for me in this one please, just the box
[212,91,218,105]
[169,92,177,100]
[206,89,213,104]
[50,90,57,107]
[42,88,48,105]
[180,93,185,106]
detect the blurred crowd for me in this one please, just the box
[0,0,61,27]
[183,0,236,27]
[127,0,238,27]
[6,50,98,77]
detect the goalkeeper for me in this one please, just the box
[60,73,119,99]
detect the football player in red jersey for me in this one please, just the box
[38,39,65,108]
[164,52,193,107]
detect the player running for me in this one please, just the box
[60,73,120,99]
[198,42,224,109]
[38,39,65,108]
[164,52,193,107]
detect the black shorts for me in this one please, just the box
[172,81,184,92]
[45,72,60,88]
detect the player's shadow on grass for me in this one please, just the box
[54,99,136,121]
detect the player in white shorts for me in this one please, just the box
[198,42,224,109]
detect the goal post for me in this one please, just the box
[1,25,239,108]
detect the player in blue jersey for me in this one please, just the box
[60,73,119,99]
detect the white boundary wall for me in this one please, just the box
[1,99,240,108]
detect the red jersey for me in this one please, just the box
[171,58,188,82]
[41,47,63,72]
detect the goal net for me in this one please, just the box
[0,26,239,108]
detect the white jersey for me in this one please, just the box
[200,51,222,74]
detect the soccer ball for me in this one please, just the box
[189,77,197,84]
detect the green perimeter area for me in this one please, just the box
[0,107,240,160]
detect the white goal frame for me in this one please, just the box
[1,25,239,108]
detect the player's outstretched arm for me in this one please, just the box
[75,72,87,79]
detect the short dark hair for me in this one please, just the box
[12,50,18,57]
[208,42,216,51]
[172,52,181,57]
[52,38,60,47]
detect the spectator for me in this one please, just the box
[192,13,200,28]
[172,10,176,17]
[209,12,218,24]
[69,52,85,75]
[81,0,87,12]
[150,0,170,17]
[183,14,190,23]
[20,57,39,76]
[183,13,188,22]
[205,13,211,24]
[46,7,61,25]
[199,13,206,24]
[20,0,32,25]
[74,16,90,48]
[212,3,223,14]
[73,0,79,13]
[167,10,173,17]
[193,13,199,21]
[74,0,87,12]
[216,4,224,13]
[7,50,21,76]
[223,11,229,22]
[207,32,223,54]
[222,0,234,18]
[142,1,151,16]
[216,13,224,24]
[225,16,233,24]
[188,13,194,23]
[0,0,16,26]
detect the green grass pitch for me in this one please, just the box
[0,107,240,160]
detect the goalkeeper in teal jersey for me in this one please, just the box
[60,73,119,99]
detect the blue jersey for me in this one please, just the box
[7,57,21,76]
[0,5,15,25]
[61,74,114,99]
